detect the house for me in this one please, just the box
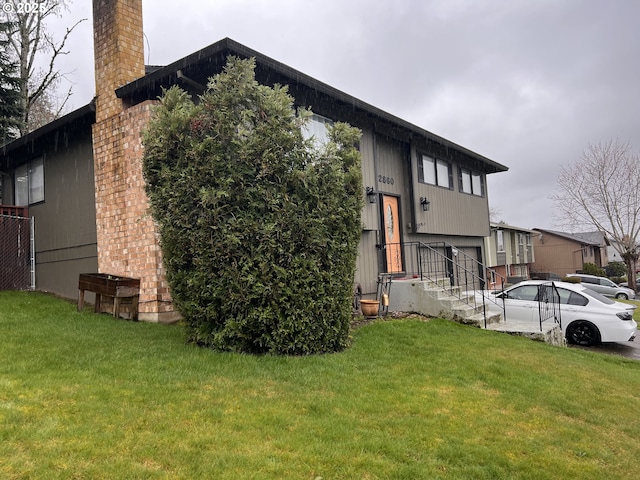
[531,229,609,278]
[484,222,534,289]
[607,239,640,273]
[0,0,508,321]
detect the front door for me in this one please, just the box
[383,195,403,273]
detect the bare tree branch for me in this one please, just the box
[551,139,640,289]
[1,0,86,134]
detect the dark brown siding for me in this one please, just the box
[29,132,98,299]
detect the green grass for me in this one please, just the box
[2,291,640,479]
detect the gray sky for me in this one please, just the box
[49,0,640,231]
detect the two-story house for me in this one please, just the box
[0,0,508,321]
[484,222,534,289]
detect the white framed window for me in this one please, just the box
[515,265,528,277]
[418,154,452,189]
[497,230,505,252]
[459,167,485,197]
[302,113,333,149]
[14,157,44,206]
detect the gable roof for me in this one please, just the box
[533,228,608,247]
[2,38,508,176]
[116,37,508,174]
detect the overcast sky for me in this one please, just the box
[48,0,640,231]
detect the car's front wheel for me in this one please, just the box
[566,320,601,346]
[616,292,629,299]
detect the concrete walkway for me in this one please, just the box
[484,318,565,346]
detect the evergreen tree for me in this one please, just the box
[0,21,22,144]
[143,57,363,355]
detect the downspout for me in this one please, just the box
[406,142,417,233]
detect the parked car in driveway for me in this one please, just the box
[484,280,637,346]
[618,276,640,291]
[565,273,636,300]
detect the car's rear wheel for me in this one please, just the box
[566,320,601,346]
[616,292,629,300]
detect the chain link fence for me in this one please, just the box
[0,214,35,291]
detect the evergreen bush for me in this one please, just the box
[143,57,363,355]
[582,262,606,277]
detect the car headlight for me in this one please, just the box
[616,311,634,321]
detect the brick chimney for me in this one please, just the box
[92,0,178,322]
[92,0,145,121]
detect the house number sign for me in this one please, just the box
[378,174,395,185]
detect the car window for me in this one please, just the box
[600,278,615,287]
[505,285,539,301]
[567,291,588,306]
[581,277,598,284]
[581,288,615,305]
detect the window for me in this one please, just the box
[458,167,485,196]
[600,278,616,287]
[14,157,44,206]
[504,285,539,301]
[302,113,333,149]
[418,154,452,189]
[496,230,505,252]
[514,265,528,277]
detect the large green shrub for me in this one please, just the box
[605,261,627,278]
[582,262,606,277]
[142,57,363,355]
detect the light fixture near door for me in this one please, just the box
[366,187,377,204]
[420,197,430,212]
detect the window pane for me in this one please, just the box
[472,173,482,196]
[302,114,332,148]
[422,155,436,184]
[461,170,471,193]
[30,158,44,203]
[14,164,29,206]
[436,160,449,188]
[497,230,504,251]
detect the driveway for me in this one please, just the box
[570,338,640,360]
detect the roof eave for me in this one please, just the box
[116,38,508,174]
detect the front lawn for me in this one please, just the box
[2,291,640,479]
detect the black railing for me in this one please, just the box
[536,281,562,332]
[379,241,507,327]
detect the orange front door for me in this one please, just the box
[383,195,403,273]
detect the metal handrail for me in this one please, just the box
[537,281,562,332]
[417,242,507,327]
[376,240,508,326]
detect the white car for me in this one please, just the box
[484,280,637,346]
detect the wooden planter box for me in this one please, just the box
[78,273,140,321]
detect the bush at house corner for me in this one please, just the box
[142,57,363,355]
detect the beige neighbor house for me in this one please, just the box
[0,0,508,321]
[484,222,534,290]
[531,229,609,278]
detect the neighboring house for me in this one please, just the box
[0,0,508,321]
[531,229,609,278]
[607,239,640,273]
[484,222,534,289]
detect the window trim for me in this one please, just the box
[496,230,505,253]
[14,156,44,206]
[458,166,485,197]
[301,113,334,149]
[417,153,453,189]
